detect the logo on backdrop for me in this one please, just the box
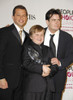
[65,65,73,89]
[28,14,36,20]
[61,9,73,20]
[67,66,73,77]
[60,9,73,35]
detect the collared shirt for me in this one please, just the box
[44,28,60,57]
[14,23,25,43]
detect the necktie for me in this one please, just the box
[50,34,56,57]
[19,30,22,44]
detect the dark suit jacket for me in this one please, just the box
[45,29,73,92]
[0,24,30,88]
[22,40,58,92]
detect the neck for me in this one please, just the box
[19,26,24,30]
[48,28,57,34]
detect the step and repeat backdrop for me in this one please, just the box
[0,0,73,100]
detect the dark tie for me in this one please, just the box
[50,34,56,57]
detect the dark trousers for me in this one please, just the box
[0,71,23,100]
[53,92,62,100]
[23,92,53,100]
[0,84,22,100]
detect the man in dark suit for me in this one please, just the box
[44,9,73,100]
[0,5,29,100]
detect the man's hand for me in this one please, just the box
[0,78,8,89]
[51,58,61,66]
[42,65,51,77]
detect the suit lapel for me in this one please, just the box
[57,30,63,58]
[23,30,26,41]
[10,24,22,44]
[12,28,21,43]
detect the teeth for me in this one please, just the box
[19,20,23,22]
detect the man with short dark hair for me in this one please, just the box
[44,8,73,100]
[0,5,29,100]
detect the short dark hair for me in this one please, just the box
[45,8,62,20]
[29,25,45,36]
[13,5,28,16]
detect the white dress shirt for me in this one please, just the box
[44,28,60,57]
[14,23,25,44]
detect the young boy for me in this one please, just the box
[22,25,58,100]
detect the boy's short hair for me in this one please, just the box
[29,25,45,36]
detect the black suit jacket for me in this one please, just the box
[45,29,73,92]
[22,41,58,92]
[0,24,30,88]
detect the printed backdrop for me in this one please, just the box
[0,0,73,99]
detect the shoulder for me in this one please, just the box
[43,44,49,48]
[44,27,47,34]
[23,39,31,49]
[0,26,8,32]
[0,26,9,37]
[42,44,51,51]
[42,44,53,57]
[44,27,47,31]
[0,24,15,40]
[60,30,72,38]
[59,30,73,42]
[0,24,14,33]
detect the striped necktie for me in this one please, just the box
[19,30,22,44]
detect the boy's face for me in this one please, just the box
[30,30,44,45]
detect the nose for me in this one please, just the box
[55,19,58,23]
[20,16,24,19]
[56,19,60,23]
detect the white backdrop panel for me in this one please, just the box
[0,0,73,100]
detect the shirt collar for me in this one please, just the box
[46,28,60,37]
[14,23,23,32]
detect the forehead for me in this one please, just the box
[50,14,60,19]
[33,30,44,35]
[15,8,27,14]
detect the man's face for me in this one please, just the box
[46,14,61,33]
[12,8,28,29]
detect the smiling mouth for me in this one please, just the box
[19,20,24,23]
[37,39,42,42]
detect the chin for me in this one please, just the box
[54,28,59,31]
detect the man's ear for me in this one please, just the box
[46,20,49,26]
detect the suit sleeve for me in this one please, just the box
[22,46,43,75]
[0,28,9,79]
[47,48,59,77]
[59,35,73,69]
